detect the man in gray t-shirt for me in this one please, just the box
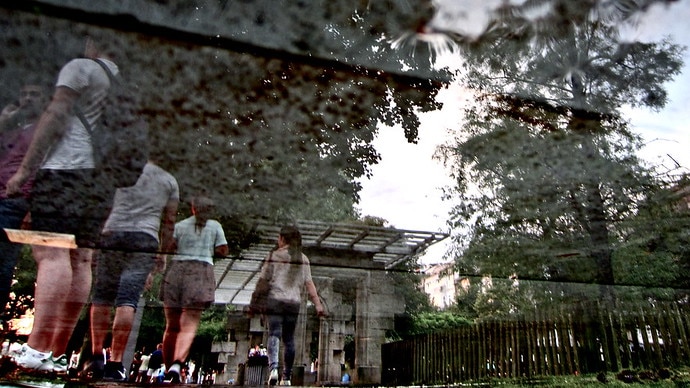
[6,33,119,373]
[84,161,179,381]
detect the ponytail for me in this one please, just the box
[279,225,303,263]
[192,195,214,233]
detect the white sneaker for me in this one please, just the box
[12,344,54,372]
[268,368,279,385]
[279,380,291,386]
[51,354,69,373]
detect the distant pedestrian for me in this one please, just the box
[249,225,326,386]
[136,351,150,383]
[147,343,164,383]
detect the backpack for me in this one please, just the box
[76,58,149,188]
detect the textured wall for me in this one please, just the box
[17,0,447,80]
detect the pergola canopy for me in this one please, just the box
[213,220,448,305]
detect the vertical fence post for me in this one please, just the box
[672,303,690,359]
[660,302,679,366]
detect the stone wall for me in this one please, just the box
[18,0,445,80]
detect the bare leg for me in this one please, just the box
[172,309,203,363]
[90,304,112,358]
[163,306,181,368]
[50,247,92,356]
[109,306,135,362]
[27,245,72,354]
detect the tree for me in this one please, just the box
[385,259,434,340]
[611,175,690,301]
[436,0,684,316]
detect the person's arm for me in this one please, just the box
[147,200,179,290]
[306,280,326,317]
[159,198,179,254]
[145,254,166,291]
[246,252,273,317]
[5,86,76,196]
[214,244,229,259]
[213,223,229,258]
[0,102,19,131]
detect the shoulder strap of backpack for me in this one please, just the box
[77,58,118,135]
[91,58,118,85]
[75,107,91,133]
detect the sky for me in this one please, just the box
[357,1,690,265]
[356,85,465,265]
[623,2,690,174]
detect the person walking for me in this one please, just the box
[135,348,150,383]
[6,31,120,373]
[83,160,179,380]
[249,225,326,386]
[0,80,48,311]
[146,343,164,383]
[160,195,228,383]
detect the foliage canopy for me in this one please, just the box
[437,0,686,317]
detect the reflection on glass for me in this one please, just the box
[1,1,690,385]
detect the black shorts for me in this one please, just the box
[30,169,114,248]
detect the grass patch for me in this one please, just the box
[457,368,690,387]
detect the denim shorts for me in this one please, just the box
[91,231,158,308]
[0,197,30,300]
[0,197,29,243]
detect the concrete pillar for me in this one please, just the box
[355,271,371,367]
[315,276,359,385]
[354,271,382,385]
[352,270,405,385]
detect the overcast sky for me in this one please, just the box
[357,85,464,265]
[357,1,690,265]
